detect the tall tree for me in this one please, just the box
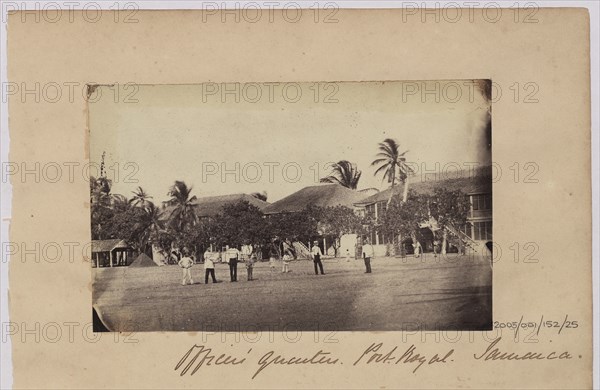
[164,180,198,232]
[427,188,471,255]
[379,190,429,254]
[320,160,362,190]
[133,201,164,254]
[130,186,153,207]
[267,206,320,246]
[90,175,113,240]
[318,205,364,257]
[111,194,131,212]
[371,138,413,204]
[212,200,266,248]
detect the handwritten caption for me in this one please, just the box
[174,337,574,380]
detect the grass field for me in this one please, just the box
[93,253,492,332]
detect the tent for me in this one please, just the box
[129,253,163,267]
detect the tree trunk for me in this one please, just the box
[398,232,404,257]
[387,174,396,206]
[402,174,409,203]
[333,237,340,257]
[441,228,448,255]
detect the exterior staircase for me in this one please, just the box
[292,241,311,259]
[445,223,488,255]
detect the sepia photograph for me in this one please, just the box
[4,4,596,389]
[89,80,493,332]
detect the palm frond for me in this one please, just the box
[373,163,390,177]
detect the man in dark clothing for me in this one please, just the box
[311,241,325,275]
[362,238,374,273]
[225,245,239,282]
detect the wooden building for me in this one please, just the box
[91,239,133,267]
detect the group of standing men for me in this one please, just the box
[177,250,220,285]
[176,244,252,286]
[222,244,255,282]
[310,239,374,275]
[178,239,376,286]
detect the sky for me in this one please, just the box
[89,81,491,204]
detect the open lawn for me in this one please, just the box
[93,254,492,332]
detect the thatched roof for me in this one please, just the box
[355,166,493,206]
[263,184,368,214]
[161,193,270,220]
[91,239,130,253]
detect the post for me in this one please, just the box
[441,229,448,255]
[95,252,99,268]
[109,251,113,267]
[323,237,326,255]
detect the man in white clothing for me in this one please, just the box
[311,241,325,275]
[178,254,194,285]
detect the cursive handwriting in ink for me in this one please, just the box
[175,345,249,376]
[474,337,573,361]
[252,350,339,379]
[354,343,454,373]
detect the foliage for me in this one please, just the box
[250,191,268,202]
[318,205,365,256]
[266,205,320,244]
[210,200,266,248]
[164,181,198,232]
[89,177,471,262]
[130,186,153,207]
[379,190,429,240]
[371,138,414,203]
[320,160,362,190]
[131,202,165,253]
[371,138,411,186]
[427,188,471,229]
[90,175,114,240]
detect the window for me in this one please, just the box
[365,204,375,219]
[376,201,387,218]
[461,223,471,237]
[472,194,492,211]
[473,221,493,240]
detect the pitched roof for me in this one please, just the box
[193,193,270,217]
[161,193,270,220]
[91,239,130,253]
[263,184,368,214]
[355,166,493,205]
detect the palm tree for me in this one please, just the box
[319,160,362,190]
[90,175,113,240]
[90,176,112,205]
[110,193,131,211]
[130,186,153,207]
[371,138,413,204]
[164,180,198,232]
[134,201,164,254]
